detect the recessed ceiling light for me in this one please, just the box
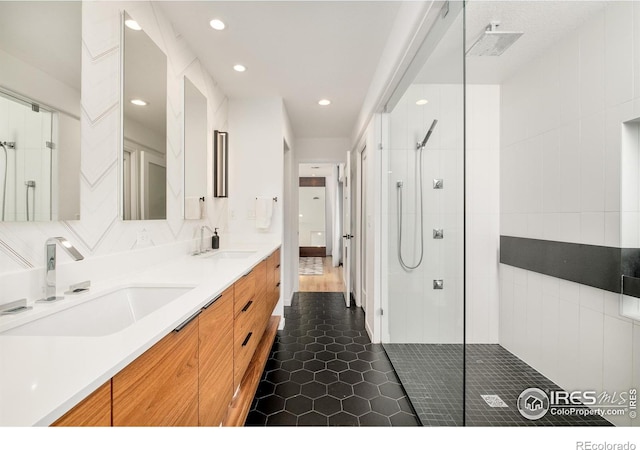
[312,174,316,177]
[299,214,303,217]
[311,166,320,169]
[233,64,246,72]
[318,99,331,106]
[125,19,142,31]
[416,99,429,105]
[130,99,147,106]
[209,19,225,30]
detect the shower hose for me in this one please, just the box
[397,143,425,271]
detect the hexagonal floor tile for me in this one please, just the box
[339,370,363,384]
[300,381,327,399]
[326,359,349,373]
[379,382,405,400]
[342,395,371,417]
[257,395,285,415]
[266,369,290,384]
[285,395,313,416]
[315,369,339,385]
[327,381,353,399]
[370,396,401,416]
[362,369,387,385]
[359,411,390,426]
[316,336,334,345]
[302,359,325,372]
[336,351,357,362]
[328,411,359,426]
[275,382,302,399]
[298,411,328,426]
[390,411,420,426]
[314,395,342,417]
[293,350,314,361]
[305,342,324,353]
[353,381,380,400]
[349,359,371,372]
[334,336,353,345]
[281,359,304,372]
[325,343,345,353]
[316,350,336,361]
[266,411,298,426]
[290,369,314,384]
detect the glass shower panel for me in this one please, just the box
[0,90,53,222]
[380,2,465,426]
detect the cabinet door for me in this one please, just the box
[112,317,199,426]
[52,381,112,427]
[199,286,234,426]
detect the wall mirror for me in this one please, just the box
[183,77,207,219]
[0,1,81,222]
[122,11,167,220]
[299,176,326,257]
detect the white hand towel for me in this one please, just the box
[255,197,273,229]
[185,197,202,220]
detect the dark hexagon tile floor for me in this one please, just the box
[246,292,420,427]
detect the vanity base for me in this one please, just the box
[223,315,280,426]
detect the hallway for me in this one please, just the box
[298,257,345,293]
[246,292,419,426]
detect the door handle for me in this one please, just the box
[342,234,353,239]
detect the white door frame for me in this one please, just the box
[358,147,367,314]
[342,153,352,307]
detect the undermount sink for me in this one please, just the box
[1,285,193,337]
[202,250,256,260]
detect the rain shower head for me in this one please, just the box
[466,22,523,56]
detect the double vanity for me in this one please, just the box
[0,243,281,426]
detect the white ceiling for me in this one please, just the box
[158,1,402,139]
[416,0,606,85]
[0,1,80,90]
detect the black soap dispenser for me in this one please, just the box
[212,228,220,249]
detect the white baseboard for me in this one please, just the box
[278,316,285,330]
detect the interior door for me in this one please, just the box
[342,152,352,307]
[360,148,367,313]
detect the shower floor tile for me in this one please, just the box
[383,343,613,426]
[246,292,420,426]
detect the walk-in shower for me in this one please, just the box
[396,119,437,271]
[380,0,633,429]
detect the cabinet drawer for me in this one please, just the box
[233,307,259,388]
[234,270,255,317]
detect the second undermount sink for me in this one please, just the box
[202,250,256,260]
[1,285,194,337]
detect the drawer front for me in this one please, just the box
[234,269,255,317]
[199,286,234,427]
[233,308,259,388]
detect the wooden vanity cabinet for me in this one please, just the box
[52,247,283,427]
[52,381,112,427]
[199,285,234,426]
[112,316,199,426]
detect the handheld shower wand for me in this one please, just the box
[0,141,16,221]
[397,119,437,271]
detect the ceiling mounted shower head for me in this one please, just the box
[466,21,523,56]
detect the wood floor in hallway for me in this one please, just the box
[298,256,345,292]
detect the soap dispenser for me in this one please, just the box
[212,228,220,249]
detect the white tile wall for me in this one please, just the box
[500,4,640,422]
[385,84,499,344]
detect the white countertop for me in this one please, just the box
[0,242,280,426]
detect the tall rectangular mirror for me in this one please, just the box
[184,77,207,219]
[122,12,167,220]
[0,1,81,221]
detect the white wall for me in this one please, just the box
[0,1,229,304]
[295,137,349,163]
[499,3,640,426]
[228,98,284,240]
